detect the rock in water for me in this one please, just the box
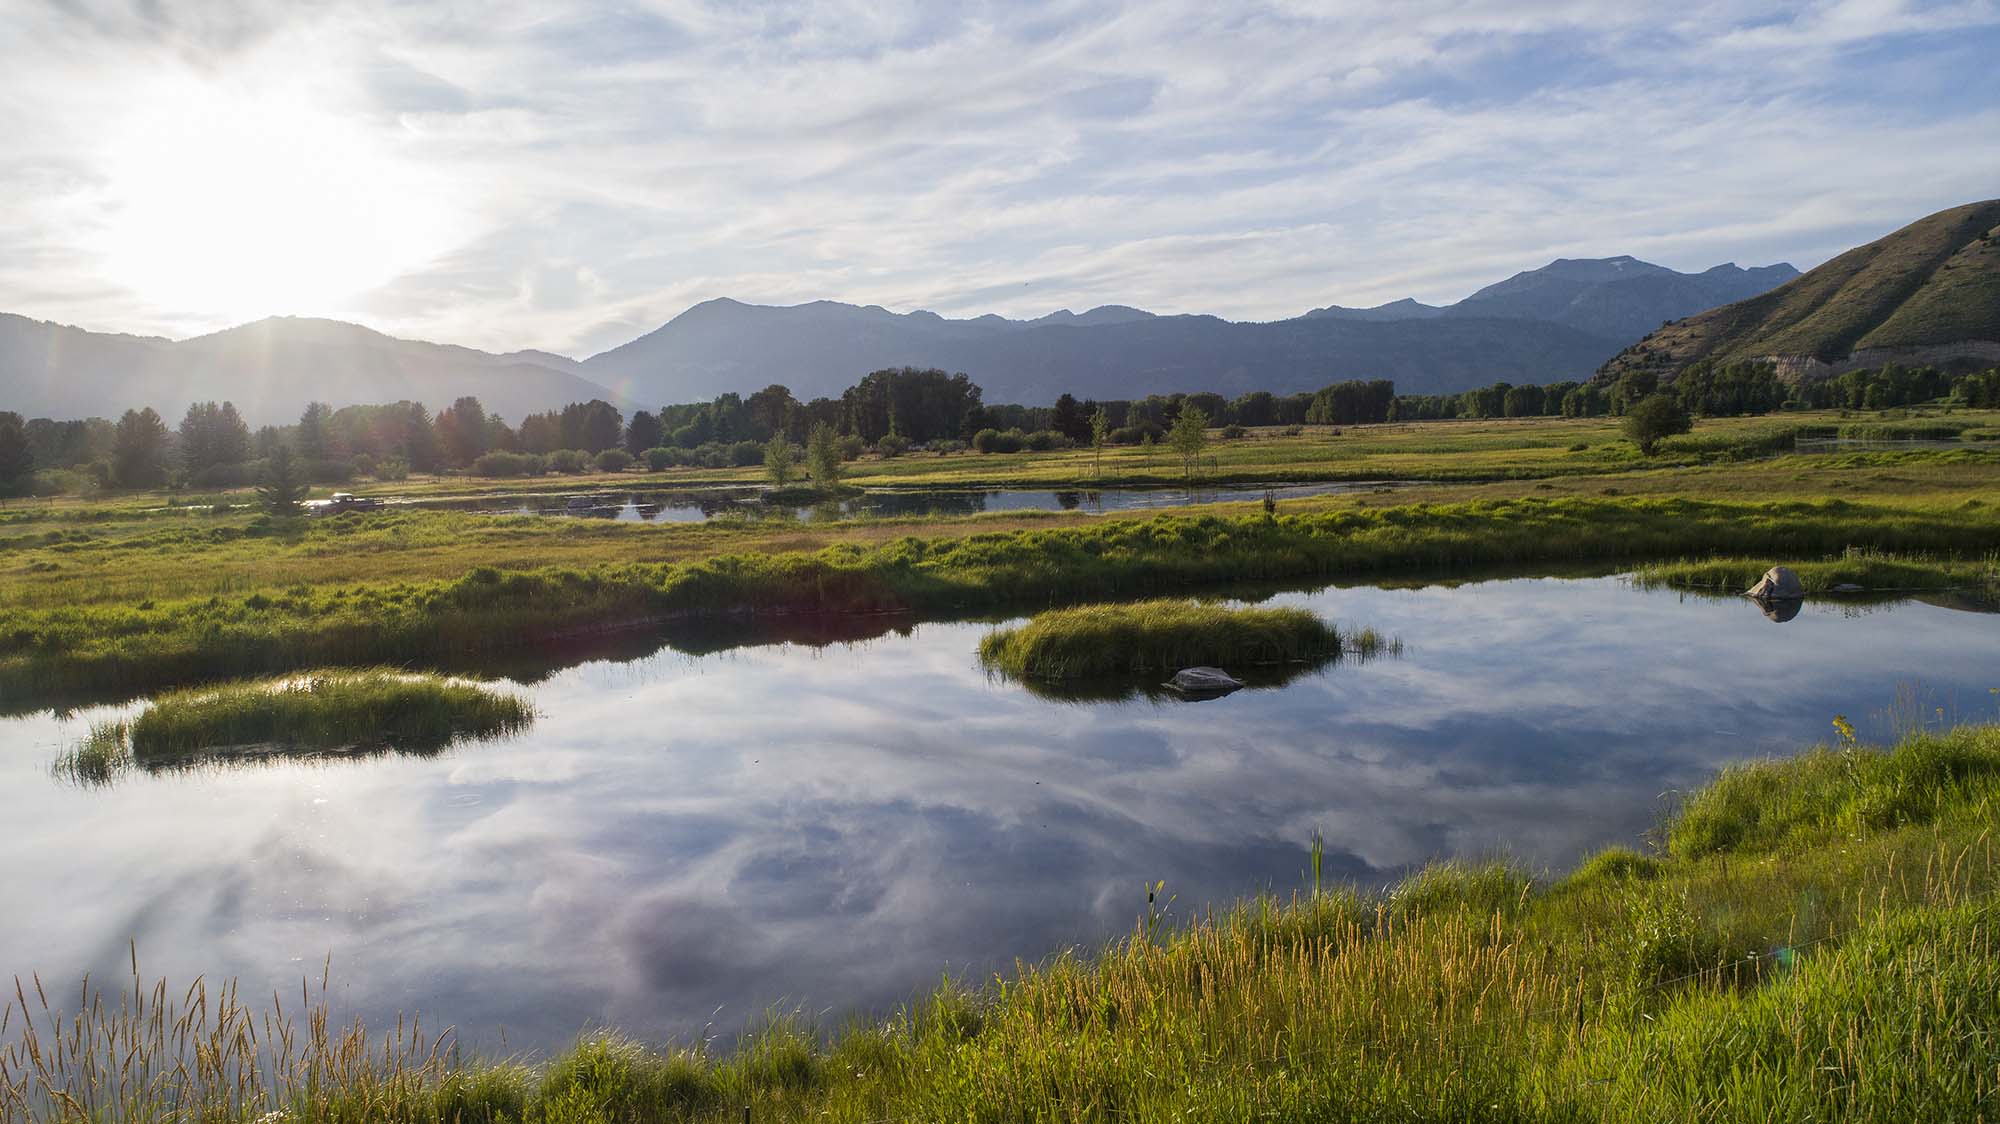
[1166,667,1245,694]
[1745,565,1805,600]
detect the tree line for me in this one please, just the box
[6,360,1998,495]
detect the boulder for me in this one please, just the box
[1830,582,1865,594]
[1165,667,1244,695]
[1745,565,1805,600]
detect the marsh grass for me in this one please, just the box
[11,494,1995,704]
[46,672,534,784]
[975,598,1358,680]
[1635,547,2000,596]
[125,670,534,758]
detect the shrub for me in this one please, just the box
[547,449,591,474]
[643,447,687,470]
[1109,423,1163,445]
[1624,394,1693,455]
[375,457,410,481]
[836,435,867,461]
[594,449,634,473]
[729,440,765,467]
[875,434,912,458]
[1023,429,1070,451]
[1220,424,1247,440]
[472,451,544,478]
[973,427,1027,454]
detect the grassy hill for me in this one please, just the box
[1599,199,2000,382]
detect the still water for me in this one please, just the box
[414,479,1407,523]
[0,576,1995,1052]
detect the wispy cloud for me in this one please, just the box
[3,0,1997,356]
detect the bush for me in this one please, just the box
[187,463,256,489]
[470,451,544,478]
[1624,394,1693,455]
[547,449,592,474]
[729,441,765,467]
[1220,424,1247,440]
[1109,423,1164,445]
[837,435,867,461]
[928,438,968,455]
[349,453,377,479]
[594,449,634,473]
[643,447,687,471]
[374,457,410,481]
[305,458,354,485]
[973,427,1028,454]
[1023,429,1070,451]
[876,434,912,458]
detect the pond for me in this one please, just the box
[1,576,1995,1054]
[407,478,1409,522]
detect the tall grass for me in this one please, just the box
[976,599,1359,680]
[8,495,2000,704]
[48,672,533,782]
[1635,547,2000,596]
[9,722,2000,1121]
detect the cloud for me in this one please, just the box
[1,0,1997,355]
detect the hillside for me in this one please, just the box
[1598,199,2000,383]
[0,314,624,424]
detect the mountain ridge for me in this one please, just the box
[1,252,1801,422]
[1598,199,2000,384]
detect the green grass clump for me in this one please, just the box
[49,720,131,786]
[124,670,533,759]
[976,599,1355,680]
[1666,722,2000,858]
[1635,548,2000,596]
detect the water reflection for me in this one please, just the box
[1,577,1997,1055]
[408,479,1410,524]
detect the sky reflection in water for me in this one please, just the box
[0,576,1995,1051]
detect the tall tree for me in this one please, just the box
[765,433,797,486]
[1169,405,1209,483]
[625,409,664,455]
[435,396,489,466]
[1050,394,1091,443]
[746,384,799,440]
[807,422,842,488]
[257,444,310,516]
[296,402,335,461]
[0,412,33,496]
[111,407,170,489]
[1089,406,1110,479]
[177,401,252,478]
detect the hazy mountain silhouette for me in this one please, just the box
[1,255,1800,422]
[0,315,623,424]
[582,256,1796,405]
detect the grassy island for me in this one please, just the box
[12,719,2000,1120]
[53,670,532,782]
[1636,549,2000,598]
[977,598,1386,680]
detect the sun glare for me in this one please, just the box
[90,73,460,327]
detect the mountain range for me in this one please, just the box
[1598,198,2000,384]
[2,254,1804,424]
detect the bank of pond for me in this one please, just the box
[7,716,1999,1122]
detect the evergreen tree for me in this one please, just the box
[625,409,664,456]
[112,407,170,489]
[257,444,310,516]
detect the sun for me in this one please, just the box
[89,72,460,326]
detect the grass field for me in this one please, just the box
[8,719,1999,1122]
[3,412,1997,706]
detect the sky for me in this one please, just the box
[3,0,1999,359]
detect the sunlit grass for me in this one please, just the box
[977,598,1384,680]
